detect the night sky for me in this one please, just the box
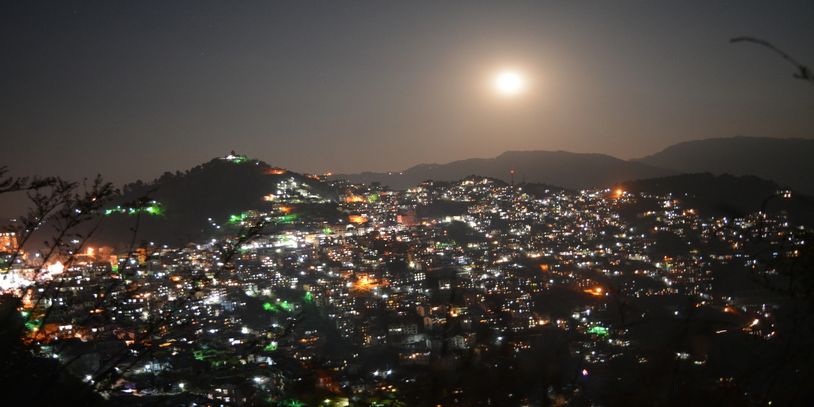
[2,1,813,185]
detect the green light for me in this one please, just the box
[228,212,248,224]
[193,348,219,361]
[280,399,305,407]
[144,205,163,216]
[111,264,119,272]
[264,341,278,352]
[277,214,298,224]
[304,291,314,303]
[322,227,333,234]
[367,193,379,202]
[588,326,609,337]
[103,202,164,217]
[104,206,124,216]
[25,319,41,332]
[264,300,293,312]
[278,300,293,312]
[226,154,249,164]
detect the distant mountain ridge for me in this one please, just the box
[335,150,675,190]
[335,136,814,194]
[636,136,814,194]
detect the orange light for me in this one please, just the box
[46,261,65,275]
[353,274,379,291]
[584,287,604,296]
[345,195,366,203]
[22,288,34,309]
[279,206,293,214]
[86,247,95,256]
[266,168,287,175]
[539,264,550,272]
[348,214,368,224]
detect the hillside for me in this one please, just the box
[91,154,339,247]
[637,136,814,194]
[617,173,814,226]
[336,150,674,190]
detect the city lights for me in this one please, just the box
[3,155,803,404]
[3,2,807,404]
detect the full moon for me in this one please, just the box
[493,70,526,96]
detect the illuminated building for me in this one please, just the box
[348,214,368,224]
[0,232,18,252]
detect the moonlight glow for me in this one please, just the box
[493,70,526,96]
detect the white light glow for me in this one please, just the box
[494,70,526,96]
